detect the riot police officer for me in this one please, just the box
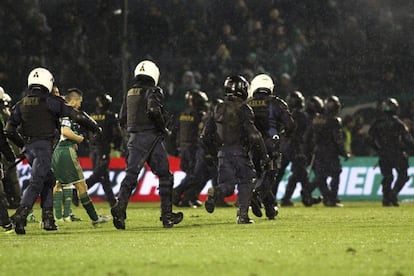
[111,60,183,229]
[306,95,350,207]
[247,74,295,219]
[173,89,208,207]
[85,93,122,207]
[0,103,16,232]
[202,75,268,224]
[5,67,102,234]
[303,95,325,160]
[280,91,316,206]
[0,88,21,209]
[302,95,325,204]
[368,98,414,206]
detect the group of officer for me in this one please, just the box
[172,70,414,222]
[1,59,413,233]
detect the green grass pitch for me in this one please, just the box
[1,201,413,276]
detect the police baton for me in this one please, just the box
[136,134,165,172]
[135,114,174,171]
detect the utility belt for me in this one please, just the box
[127,124,156,133]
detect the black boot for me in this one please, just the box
[160,211,184,228]
[237,209,254,224]
[301,190,313,207]
[160,191,183,228]
[111,200,127,230]
[159,176,183,228]
[264,203,279,220]
[11,206,30,234]
[42,209,58,231]
[250,190,263,217]
[236,185,254,224]
[205,187,217,213]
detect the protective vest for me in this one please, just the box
[89,111,116,146]
[19,93,57,139]
[312,114,345,155]
[126,86,153,131]
[214,99,243,145]
[369,114,412,155]
[178,108,203,146]
[248,94,269,137]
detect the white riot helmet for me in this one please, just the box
[27,67,54,93]
[134,60,160,86]
[249,74,275,98]
[3,93,12,103]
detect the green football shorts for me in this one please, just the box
[52,145,84,185]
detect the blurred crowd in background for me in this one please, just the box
[1,0,414,157]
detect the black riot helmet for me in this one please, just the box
[324,95,342,116]
[305,95,324,115]
[286,90,305,110]
[96,93,112,111]
[185,89,209,110]
[382,97,399,115]
[224,75,249,100]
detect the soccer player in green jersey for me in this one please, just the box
[52,88,110,226]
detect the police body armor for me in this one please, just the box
[19,92,57,140]
[126,85,156,132]
[370,114,411,157]
[214,99,244,146]
[248,94,292,138]
[312,114,332,145]
[89,111,116,147]
[248,94,270,137]
[312,113,345,155]
[178,108,203,148]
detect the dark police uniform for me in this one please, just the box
[111,61,183,229]
[368,98,414,206]
[0,118,16,231]
[279,91,318,207]
[306,96,349,207]
[0,103,21,209]
[203,75,268,224]
[248,91,294,218]
[5,87,101,234]
[173,91,207,207]
[86,95,122,207]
